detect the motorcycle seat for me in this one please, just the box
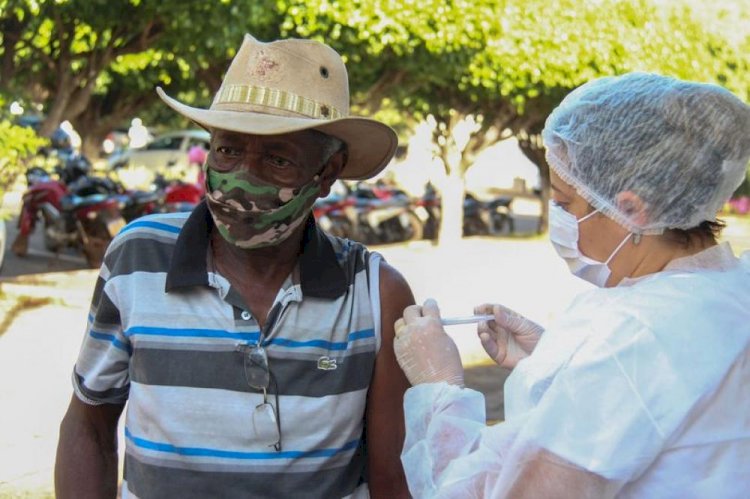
[130,191,161,203]
[61,193,109,211]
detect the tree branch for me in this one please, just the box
[0,10,31,84]
[359,68,408,110]
[112,19,165,57]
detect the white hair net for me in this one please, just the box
[542,72,750,234]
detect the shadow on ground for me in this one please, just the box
[463,362,510,423]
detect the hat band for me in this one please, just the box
[214,84,343,120]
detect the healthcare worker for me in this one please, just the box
[394,72,750,498]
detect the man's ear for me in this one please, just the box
[615,191,648,226]
[318,149,346,197]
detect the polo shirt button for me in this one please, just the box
[241,311,251,321]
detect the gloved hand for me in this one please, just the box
[394,299,464,386]
[474,303,544,369]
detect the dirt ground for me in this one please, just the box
[0,219,748,497]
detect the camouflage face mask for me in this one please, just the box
[204,166,322,249]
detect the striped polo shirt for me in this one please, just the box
[72,202,383,498]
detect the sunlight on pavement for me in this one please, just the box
[378,237,594,365]
[0,216,748,495]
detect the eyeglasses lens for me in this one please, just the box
[244,344,281,450]
[245,345,270,390]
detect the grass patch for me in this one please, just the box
[0,489,55,499]
[0,292,55,338]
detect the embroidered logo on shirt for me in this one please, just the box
[317,356,337,370]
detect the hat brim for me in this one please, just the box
[157,88,397,180]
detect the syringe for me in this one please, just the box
[440,314,494,326]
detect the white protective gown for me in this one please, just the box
[402,244,750,498]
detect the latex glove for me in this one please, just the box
[394,299,464,386]
[474,303,544,369]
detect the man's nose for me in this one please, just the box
[236,152,265,172]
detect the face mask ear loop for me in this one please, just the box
[312,159,332,185]
[578,209,599,224]
[605,232,633,265]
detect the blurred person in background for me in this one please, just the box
[127,117,151,148]
[188,142,209,188]
[393,72,750,498]
[55,33,412,499]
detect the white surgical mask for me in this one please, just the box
[548,201,632,287]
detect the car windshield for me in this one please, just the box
[145,136,182,150]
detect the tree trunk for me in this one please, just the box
[80,134,105,161]
[517,134,549,233]
[72,90,155,161]
[74,113,125,160]
[39,97,69,138]
[437,168,465,247]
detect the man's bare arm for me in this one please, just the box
[55,395,124,499]
[365,260,414,499]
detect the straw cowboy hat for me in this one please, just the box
[157,34,398,180]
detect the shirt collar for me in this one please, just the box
[165,201,347,299]
[662,241,739,273]
[618,242,740,287]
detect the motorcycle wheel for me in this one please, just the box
[463,217,488,237]
[80,220,112,269]
[327,218,353,239]
[43,215,63,253]
[401,212,424,242]
[82,236,109,268]
[10,232,29,257]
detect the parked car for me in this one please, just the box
[506,196,543,234]
[108,130,210,190]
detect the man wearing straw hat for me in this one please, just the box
[55,34,413,498]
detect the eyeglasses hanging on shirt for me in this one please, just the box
[241,343,282,451]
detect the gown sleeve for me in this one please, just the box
[401,382,624,498]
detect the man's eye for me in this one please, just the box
[216,146,241,157]
[267,155,293,168]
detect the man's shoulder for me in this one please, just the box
[119,212,191,238]
[309,231,368,268]
[302,231,377,293]
[104,212,192,273]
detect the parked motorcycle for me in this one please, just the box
[153,174,205,213]
[313,190,356,239]
[415,182,441,240]
[116,188,163,222]
[10,154,127,268]
[462,193,490,236]
[462,193,514,236]
[109,173,203,221]
[350,183,424,244]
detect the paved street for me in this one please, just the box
[1,191,89,280]
[0,232,591,496]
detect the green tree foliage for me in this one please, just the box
[0,0,280,156]
[2,0,748,240]
[281,0,750,241]
[0,96,47,200]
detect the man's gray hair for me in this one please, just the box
[309,129,346,164]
